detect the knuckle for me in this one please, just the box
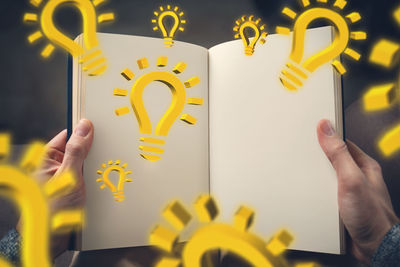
[367,159,382,173]
[66,142,85,158]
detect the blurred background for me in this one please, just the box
[0,0,399,266]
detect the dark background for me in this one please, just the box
[0,0,399,143]
[0,0,400,266]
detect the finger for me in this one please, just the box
[346,141,382,176]
[317,119,365,192]
[60,119,94,180]
[46,130,67,163]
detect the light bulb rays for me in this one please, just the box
[362,5,400,157]
[23,0,114,76]
[233,15,268,56]
[96,160,133,202]
[277,0,366,90]
[114,56,202,162]
[150,195,316,267]
[152,5,186,47]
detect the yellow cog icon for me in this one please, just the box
[233,15,268,56]
[96,160,133,202]
[23,0,115,76]
[114,56,203,162]
[0,133,84,267]
[149,195,319,267]
[152,5,186,47]
[363,6,400,157]
[277,0,366,91]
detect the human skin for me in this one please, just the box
[16,119,94,259]
[317,119,399,263]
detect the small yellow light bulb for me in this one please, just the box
[233,15,268,56]
[152,5,186,47]
[96,161,133,202]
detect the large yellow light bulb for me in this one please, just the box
[277,1,366,91]
[131,71,187,137]
[233,15,268,56]
[23,0,115,76]
[114,57,202,162]
[152,5,186,47]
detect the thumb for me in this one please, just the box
[61,119,94,177]
[317,119,364,191]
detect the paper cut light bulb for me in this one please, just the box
[278,1,366,91]
[23,0,115,75]
[150,196,318,267]
[114,57,202,162]
[152,5,186,47]
[96,161,133,202]
[233,15,268,56]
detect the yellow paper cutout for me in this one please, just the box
[152,5,186,47]
[362,6,400,157]
[150,195,319,267]
[114,56,202,162]
[277,0,366,90]
[233,15,268,56]
[23,0,114,76]
[0,133,84,267]
[96,160,133,202]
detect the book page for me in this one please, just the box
[209,26,343,254]
[74,33,209,250]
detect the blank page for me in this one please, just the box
[209,26,344,254]
[75,33,210,250]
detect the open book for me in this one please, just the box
[69,26,344,254]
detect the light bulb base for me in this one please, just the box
[280,62,309,91]
[138,136,165,162]
[244,47,254,56]
[164,38,174,47]
[79,48,107,76]
[113,192,124,202]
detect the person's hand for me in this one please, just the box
[317,119,399,263]
[17,119,94,259]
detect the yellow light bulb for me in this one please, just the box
[233,15,268,56]
[23,0,115,76]
[97,161,133,202]
[0,134,83,267]
[152,5,186,47]
[114,57,203,162]
[278,1,366,91]
[150,196,319,267]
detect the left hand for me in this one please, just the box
[17,119,94,259]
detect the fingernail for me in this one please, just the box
[75,119,91,137]
[321,120,335,136]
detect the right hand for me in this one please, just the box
[317,119,399,263]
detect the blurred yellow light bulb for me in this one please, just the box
[23,0,115,75]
